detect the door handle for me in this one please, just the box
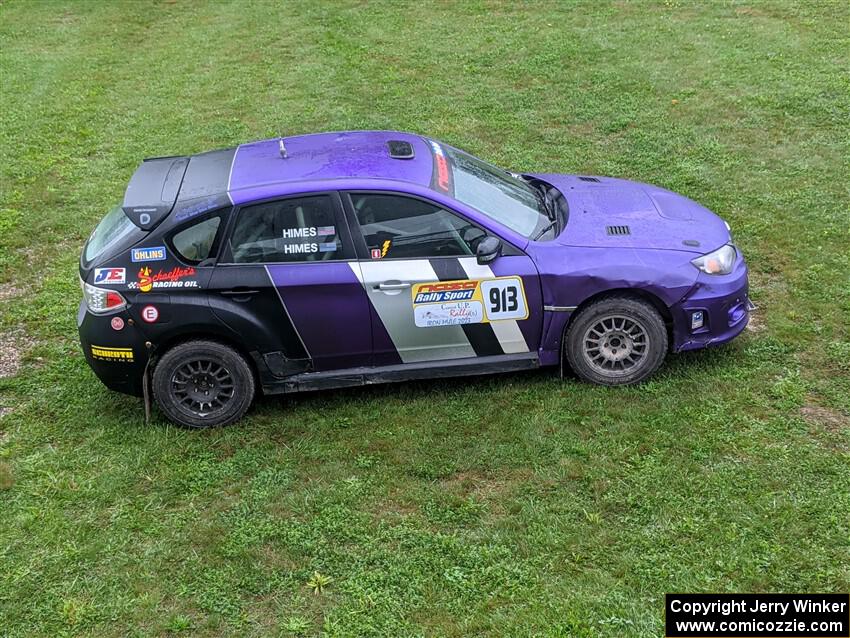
[220,288,259,302]
[220,288,260,295]
[375,281,411,291]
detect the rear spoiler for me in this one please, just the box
[122,156,189,230]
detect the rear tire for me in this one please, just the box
[565,296,667,386]
[152,340,255,428]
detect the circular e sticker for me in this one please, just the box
[141,305,159,323]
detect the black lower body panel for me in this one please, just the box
[262,352,540,394]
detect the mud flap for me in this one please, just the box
[559,328,566,379]
[142,343,153,425]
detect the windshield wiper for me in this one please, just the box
[532,219,558,241]
[528,180,556,221]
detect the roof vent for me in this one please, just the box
[387,140,414,159]
[606,225,631,236]
[578,176,600,182]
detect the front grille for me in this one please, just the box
[606,225,631,236]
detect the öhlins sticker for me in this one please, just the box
[91,345,134,362]
[411,277,528,328]
[131,246,167,262]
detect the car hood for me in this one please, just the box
[531,173,731,254]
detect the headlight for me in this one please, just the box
[691,244,736,275]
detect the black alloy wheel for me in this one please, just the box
[152,340,255,428]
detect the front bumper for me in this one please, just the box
[77,301,148,396]
[671,256,751,353]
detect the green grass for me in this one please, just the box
[1,1,848,635]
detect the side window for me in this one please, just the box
[350,193,485,259]
[172,216,222,263]
[229,196,343,263]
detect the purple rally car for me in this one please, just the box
[78,131,751,428]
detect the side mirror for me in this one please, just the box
[476,236,502,265]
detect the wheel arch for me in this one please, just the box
[562,287,674,349]
[150,328,263,391]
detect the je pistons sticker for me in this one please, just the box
[412,277,528,328]
[93,267,125,285]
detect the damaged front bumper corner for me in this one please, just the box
[671,257,753,353]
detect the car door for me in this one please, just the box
[343,191,543,366]
[209,192,372,374]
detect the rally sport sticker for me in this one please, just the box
[412,277,528,328]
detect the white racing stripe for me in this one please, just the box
[347,261,365,284]
[351,260,477,363]
[458,257,529,354]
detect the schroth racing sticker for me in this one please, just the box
[90,345,134,362]
[412,277,528,328]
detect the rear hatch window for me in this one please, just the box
[83,205,146,265]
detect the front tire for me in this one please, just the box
[152,340,255,428]
[565,296,668,386]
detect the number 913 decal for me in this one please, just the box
[412,277,528,328]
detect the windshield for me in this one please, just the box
[438,144,550,238]
[83,205,146,264]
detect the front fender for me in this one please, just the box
[539,246,699,308]
[530,245,699,356]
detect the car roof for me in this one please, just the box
[225,131,434,199]
[122,131,440,231]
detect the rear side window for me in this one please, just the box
[172,217,221,262]
[229,195,342,263]
[84,205,146,263]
